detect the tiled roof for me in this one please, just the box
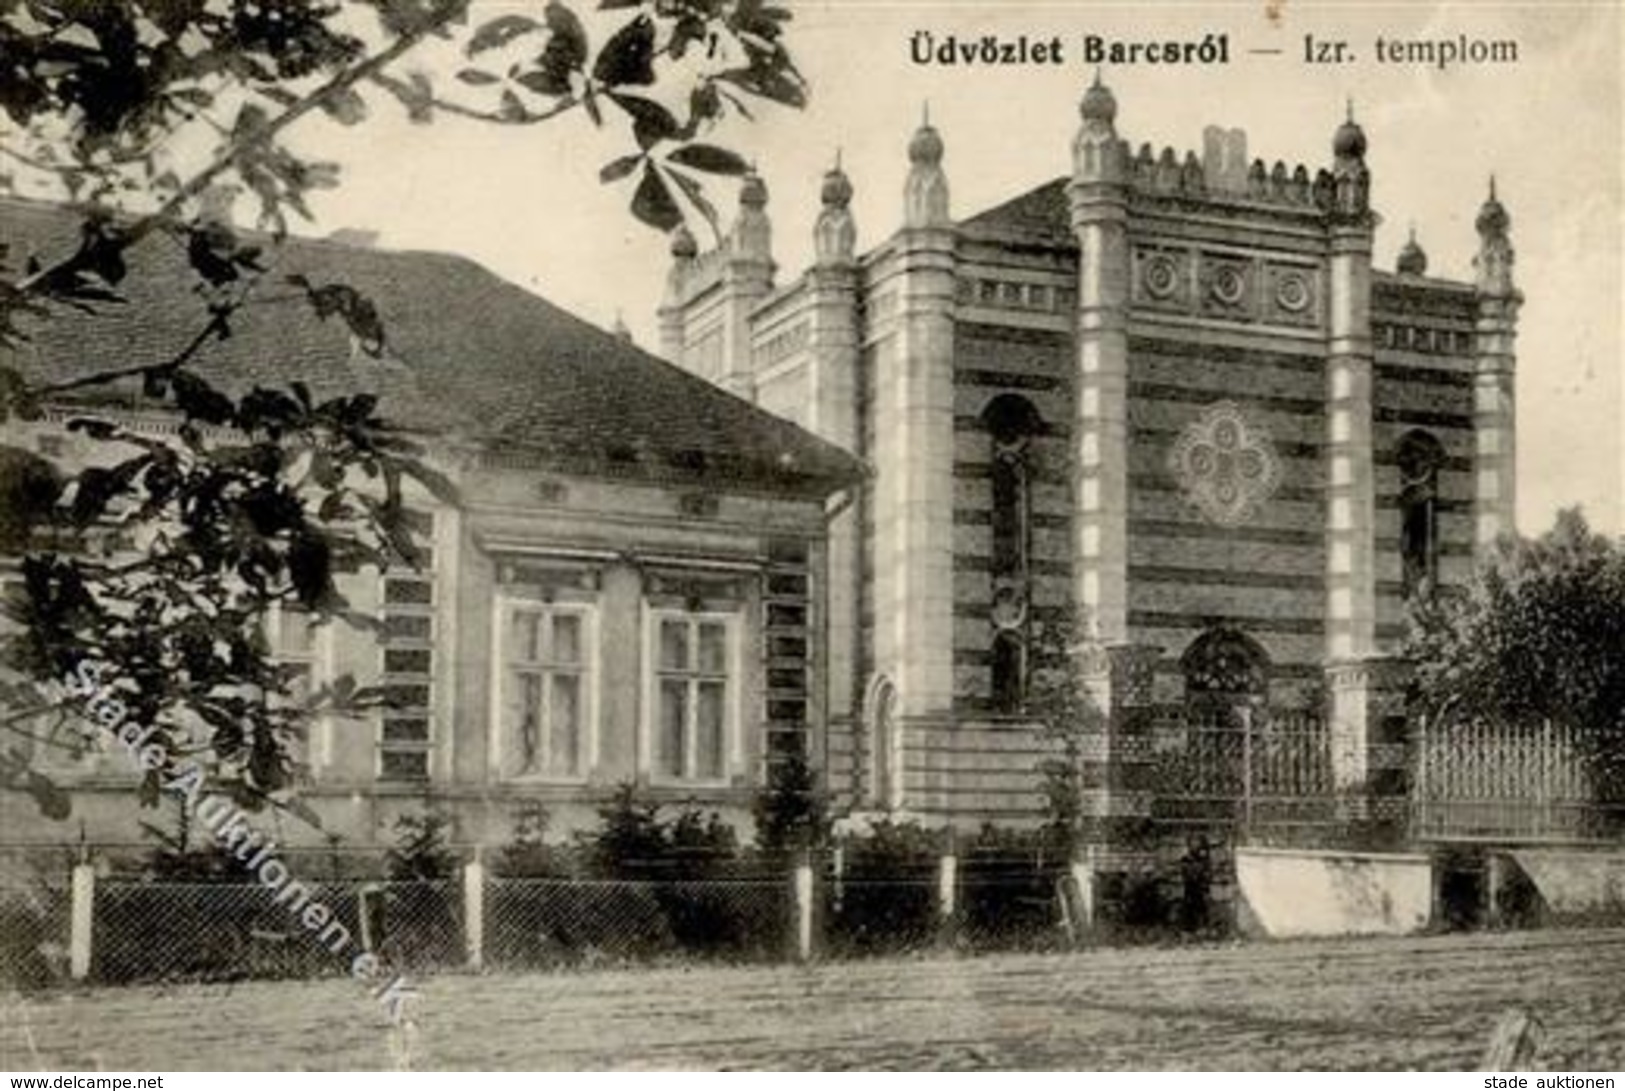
[959,178,1073,246]
[0,198,863,498]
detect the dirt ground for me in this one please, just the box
[4,928,1623,1071]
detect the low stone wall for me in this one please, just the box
[1505,848,1625,924]
[1234,845,1432,938]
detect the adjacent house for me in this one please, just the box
[0,195,864,864]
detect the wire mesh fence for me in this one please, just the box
[0,875,71,991]
[485,875,791,968]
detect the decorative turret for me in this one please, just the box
[904,106,950,228]
[730,171,773,266]
[814,154,857,266]
[1072,72,1125,183]
[1330,100,1371,221]
[1471,175,1520,549]
[656,224,697,363]
[1474,177,1516,296]
[1396,227,1428,277]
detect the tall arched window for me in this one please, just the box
[1397,430,1445,600]
[864,674,901,811]
[981,394,1044,712]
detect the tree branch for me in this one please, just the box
[15,8,464,299]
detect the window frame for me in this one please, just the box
[376,567,437,785]
[641,606,742,788]
[265,601,335,780]
[491,595,600,785]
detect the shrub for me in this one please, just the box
[826,819,940,955]
[959,824,1068,949]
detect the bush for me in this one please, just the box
[959,825,1068,949]
[485,785,786,967]
[825,819,940,956]
[384,808,459,881]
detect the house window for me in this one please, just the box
[499,602,596,780]
[267,604,318,704]
[649,611,737,783]
[1397,430,1445,599]
[266,603,331,780]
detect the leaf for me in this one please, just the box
[592,14,655,87]
[384,72,435,124]
[631,163,682,232]
[665,168,719,237]
[532,0,588,95]
[498,88,527,122]
[599,154,642,183]
[610,93,678,150]
[170,370,236,426]
[667,143,749,177]
[319,86,369,126]
[467,13,541,56]
[288,532,335,610]
[455,67,500,86]
[717,63,807,110]
[289,277,387,355]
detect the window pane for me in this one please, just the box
[382,717,430,743]
[384,648,432,675]
[696,681,725,779]
[511,610,542,663]
[516,672,542,773]
[281,663,312,704]
[658,679,687,777]
[551,613,582,665]
[380,750,428,781]
[697,622,727,674]
[279,611,316,655]
[659,619,689,670]
[549,674,580,774]
[383,615,432,642]
[383,578,432,605]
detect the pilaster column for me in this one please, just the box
[1077,642,1161,864]
[806,263,862,727]
[1325,223,1377,667]
[890,227,957,717]
[1067,79,1132,644]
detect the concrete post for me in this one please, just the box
[792,857,814,962]
[937,847,958,922]
[462,858,485,971]
[69,862,94,980]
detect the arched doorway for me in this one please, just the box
[1178,628,1270,824]
[863,674,902,812]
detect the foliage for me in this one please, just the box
[493,799,579,879]
[825,818,939,955]
[0,0,806,819]
[1405,509,1625,800]
[1026,609,1108,859]
[137,794,253,881]
[384,806,458,880]
[958,824,1068,949]
[751,748,829,861]
[580,782,739,879]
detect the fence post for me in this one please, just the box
[69,862,94,980]
[462,856,485,971]
[792,854,814,962]
[937,840,957,924]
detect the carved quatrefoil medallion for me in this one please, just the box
[1168,401,1283,526]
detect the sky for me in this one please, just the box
[276,0,1620,536]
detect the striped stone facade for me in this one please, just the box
[658,83,1519,847]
